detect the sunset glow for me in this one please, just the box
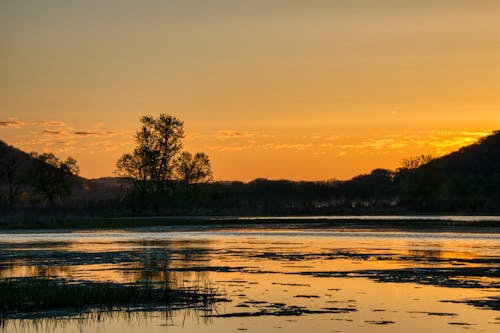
[1,1,500,180]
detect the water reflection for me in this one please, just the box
[2,308,214,333]
[0,239,213,286]
[0,229,499,333]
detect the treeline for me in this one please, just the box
[110,127,500,214]
[1,119,500,221]
[102,128,500,214]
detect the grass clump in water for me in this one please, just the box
[0,277,220,319]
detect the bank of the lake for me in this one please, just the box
[0,215,499,232]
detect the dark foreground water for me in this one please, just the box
[0,222,499,332]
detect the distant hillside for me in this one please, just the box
[387,130,500,211]
[0,140,36,170]
[0,140,121,203]
[433,130,500,176]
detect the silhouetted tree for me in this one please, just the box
[397,154,433,176]
[29,152,79,206]
[176,152,213,185]
[410,161,446,208]
[116,114,213,208]
[116,114,185,199]
[0,147,23,210]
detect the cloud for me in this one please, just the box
[333,131,490,157]
[37,120,67,127]
[0,119,72,130]
[216,130,253,138]
[36,129,121,138]
[73,131,99,136]
[339,138,396,150]
[324,135,339,141]
[74,130,122,137]
[206,145,247,152]
[0,120,23,128]
[40,130,62,135]
[206,141,313,152]
[207,131,489,157]
[264,143,312,150]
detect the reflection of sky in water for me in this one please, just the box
[0,227,499,333]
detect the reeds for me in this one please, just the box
[0,277,220,320]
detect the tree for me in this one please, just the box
[116,114,185,196]
[394,154,434,182]
[0,145,22,210]
[400,154,433,171]
[176,152,213,185]
[116,114,212,206]
[29,152,79,206]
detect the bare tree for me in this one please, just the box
[176,151,213,185]
[116,114,213,205]
[116,114,185,196]
[400,154,433,171]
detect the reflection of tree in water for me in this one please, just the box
[405,242,444,265]
[127,239,212,289]
[407,249,443,259]
[0,239,213,288]
[403,241,483,266]
[0,239,221,328]
[0,262,73,279]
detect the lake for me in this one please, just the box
[0,220,499,332]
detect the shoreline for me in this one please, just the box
[0,216,499,233]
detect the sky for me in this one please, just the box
[1,0,500,181]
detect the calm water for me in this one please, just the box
[0,224,499,332]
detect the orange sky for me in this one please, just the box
[1,1,500,181]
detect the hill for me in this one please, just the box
[0,141,121,208]
[436,130,500,176]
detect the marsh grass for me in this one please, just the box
[0,277,220,321]
[1,307,215,332]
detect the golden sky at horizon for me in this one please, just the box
[1,1,500,181]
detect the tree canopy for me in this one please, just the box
[176,152,213,185]
[29,152,79,206]
[116,114,213,205]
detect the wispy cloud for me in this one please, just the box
[334,131,489,156]
[263,143,312,150]
[73,131,99,136]
[1,119,72,130]
[37,129,120,138]
[40,130,63,135]
[4,118,133,158]
[216,130,254,138]
[206,145,247,152]
[205,130,490,157]
[0,120,23,128]
[206,141,313,152]
[36,120,67,127]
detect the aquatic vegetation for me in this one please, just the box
[441,296,500,311]
[0,277,222,320]
[205,303,357,318]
